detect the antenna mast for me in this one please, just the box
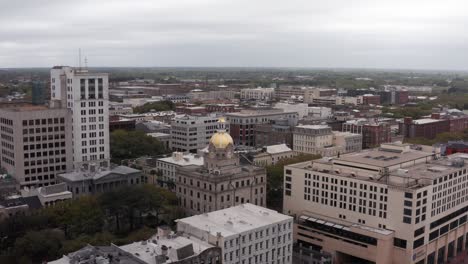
[79,48,82,70]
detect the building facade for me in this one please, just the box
[283,142,468,264]
[50,66,110,170]
[155,152,204,189]
[343,119,392,149]
[0,104,73,188]
[240,87,275,101]
[170,115,226,153]
[253,144,296,167]
[177,203,294,264]
[226,110,299,147]
[58,165,143,197]
[293,125,333,155]
[254,119,294,148]
[176,123,267,215]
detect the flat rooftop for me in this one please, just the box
[334,147,432,168]
[226,109,296,117]
[412,118,441,125]
[296,125,330,130]
[120,234,213,264]
[177,203,292,237]
[158,153,204,166]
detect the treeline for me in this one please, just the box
[133,100,175,114]
[0,185,182,263]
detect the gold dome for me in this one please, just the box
[209,131,233,149]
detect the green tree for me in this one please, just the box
[133,101,175,114]
[110,130,168,164]
[14,229,65,263]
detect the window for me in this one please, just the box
[394,238,407,249]
[403,217,411,224]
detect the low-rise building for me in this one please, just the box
[177,203,294,264]
[240,87,275,101]
[49,226,222,264]
[332,131,363,154]
[21,182,72,206]
[253,144,296,167]
[58,165,143,197]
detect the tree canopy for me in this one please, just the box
[0,185,181,263]
[110,130,168,164]
[133,100,175,114]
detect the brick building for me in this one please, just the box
[342,119,392,149]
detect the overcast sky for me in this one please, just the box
[1,0,468,70]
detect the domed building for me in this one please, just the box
[176,118,267,216]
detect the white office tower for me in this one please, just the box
[177,203,294,264]
[50,66,110,170]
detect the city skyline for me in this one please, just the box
[2,0,468,70]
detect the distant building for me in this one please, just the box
[254,119,294,147]
[399,117,450,139]
[170,115,226,153]
[205,103,238,113]
[176,105,207,115]
[253,144,296,167]
[109,116,136,132]
[361,94,381,105]
[443,141,468,155]
[343,119,392,149]
[240,87,275,101]
[177,203,294,264]
[31,81,46,105]
[226,110,299,147]
[176,122,266,215]
[0,196,42,220]
[275,102,309,119]
[21,182,72,207]
[147,132,171,150]
[58,165,143,198]
[293,125,362,156]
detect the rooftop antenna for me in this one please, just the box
[78,48,82,71]
[84,56,88,69]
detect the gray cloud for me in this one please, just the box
[1,0,468,69]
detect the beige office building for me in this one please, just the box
[283,142,468,264]
[0,104,73,188]
[176,121,266,215]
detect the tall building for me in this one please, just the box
[283,142,468,264]
[170,114,226,153]
[177,203,294,264]
[176,120,267,215]
[50,66,110,169]
[0,104,73,188]
[31,81,46,105]
[226,110,299,147]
